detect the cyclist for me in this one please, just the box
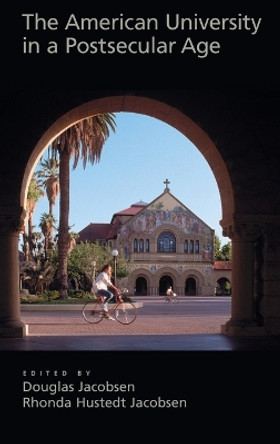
[93,264,122,320]
[166,286,176,300]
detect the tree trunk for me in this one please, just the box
[57,149,70,299]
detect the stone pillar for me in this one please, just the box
[0,207,27,337]
[221,219,265,336]
[262,222,280,334]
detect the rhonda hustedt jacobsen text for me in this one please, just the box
[22,380,188,409]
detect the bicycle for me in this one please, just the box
[163,293,179,304]
[82,289,138,325]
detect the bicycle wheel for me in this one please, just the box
[164,296,171,303]
[115,301,137,325]
[172,296,179,304]
[82,301,104,324]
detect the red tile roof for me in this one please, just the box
[78,223,111,243]
[214,261,232,270]
[78,202,148,242]
[112,202,147,218]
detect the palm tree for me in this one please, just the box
[36,157,59,256]
[39,213,57,259]
[37,157,60,215]
[67,230,79,255]
[24,173,45,260]
[20,259,55,295]
[49,114,116,298]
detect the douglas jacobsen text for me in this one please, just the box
[22,379,188,408]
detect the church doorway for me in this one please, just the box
[216,277,231,296]
[159,275,173,295]
[135,277,148,296]
[185,277,197,296]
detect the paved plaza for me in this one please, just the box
[1,297,280,350]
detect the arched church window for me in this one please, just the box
[195,240,199,253]
[189,240,194,253]
[157,231,176,253]
[145,239,150,252]
[139,238,144,252]
[184,240,188,253]
[134,238,138,252]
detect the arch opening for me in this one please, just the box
[159,275,174,296]
[185,277,197,296]
[135,276,148,296]
[19,95,234,333]
[216,277,231,296]
[21,95,234,228]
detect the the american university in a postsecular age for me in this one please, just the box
[21,12,262,58]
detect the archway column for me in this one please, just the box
[221,217,265,336]
[0,206,27,337]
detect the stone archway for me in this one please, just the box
[1,95,234,337]
[129,268,152,296]
[135,276,148,296]
[2,92,276,337]
[216,278,231,296]
[185,277,197,296]
[159,275,174,296]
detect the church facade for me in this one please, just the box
[78,181,231,296]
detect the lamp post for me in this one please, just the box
[91,260,96,280]
[112,249,118,285]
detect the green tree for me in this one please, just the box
[67,242,111,291]
[214,235,221,260]
[66,242,129,292]
[214,235,232,261]
[220,242,232,261]
[49,114,116,299]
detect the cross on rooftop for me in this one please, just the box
[164,178,170,192]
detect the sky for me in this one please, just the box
[33,112,228,245]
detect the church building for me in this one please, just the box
[78,180,231,296]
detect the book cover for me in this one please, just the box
[1,1,279,434]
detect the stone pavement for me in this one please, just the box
[1,298,280,350]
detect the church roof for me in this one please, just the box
[110,201,147,219]
[78,180,214,242]
[78,223,111,243]
[131,189,214,233]
[214,261,232,270]
[78,203,148,242]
